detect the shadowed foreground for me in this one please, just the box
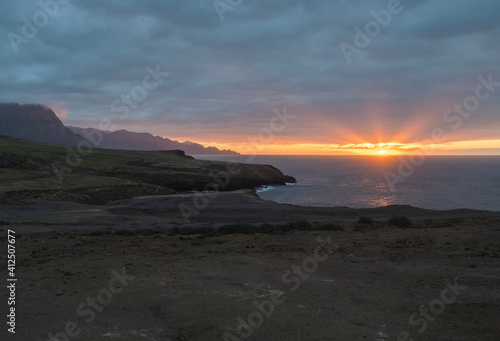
[1,191,499,340]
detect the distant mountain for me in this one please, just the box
[0,103,239,155]
[0,103,78,146]
[68,127,239,155]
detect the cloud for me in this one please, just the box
[47,102,67,119]
[0,0,499,149]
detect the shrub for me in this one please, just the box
[317,223,344,231]
[258,223,291,234]
[218,223,258,235]
[167,226,215,236]
[286,220,312,230]
[353,223,373,232]
[167,226,179,236]
[358,216,374,225]
[259,223,274,233]
[387,216,413,228]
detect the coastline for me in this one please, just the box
[200,154,500,212]
[2,190,499,340]
[2,189,499,233]
[1,138,499,339]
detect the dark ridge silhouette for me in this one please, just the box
[0,103,78,146]
[0,103,239,155]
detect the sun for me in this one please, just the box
[372,142,401,155]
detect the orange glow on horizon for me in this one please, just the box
[153,98,500,156]
[187,139,500,156]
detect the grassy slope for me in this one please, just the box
[0,136,295,204]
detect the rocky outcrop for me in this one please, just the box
[0,135,295,205]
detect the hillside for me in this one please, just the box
[0,103,238,155]
[0,135,295,205]
[0,103,78,145]
[68,127,239,155]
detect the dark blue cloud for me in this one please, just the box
[0,0,499,145]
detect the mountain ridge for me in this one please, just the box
[0,103,239,155]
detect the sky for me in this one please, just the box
[1,0,499,155]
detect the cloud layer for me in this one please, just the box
[1,0,499,150]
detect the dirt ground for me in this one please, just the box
[1,191,499,341]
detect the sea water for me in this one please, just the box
[196,155,500,212]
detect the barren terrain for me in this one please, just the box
[1,191,499,340]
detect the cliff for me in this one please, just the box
[0,103,78,146]
[0,135,296,205]
[0,103,239,155]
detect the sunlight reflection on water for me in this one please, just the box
[197,155,500,211]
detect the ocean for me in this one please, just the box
[196,155,500,212]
